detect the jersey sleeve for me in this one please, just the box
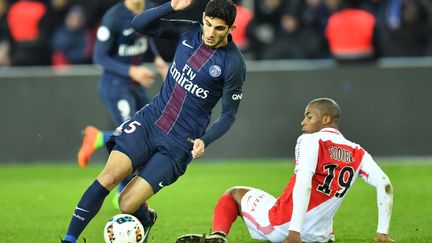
[200,53,246,146]
[288,134,319,232]
[294,134,320,174]
[93,12,130,77]
[359,152,393,234]
[131,2,197,40]
[221,54,246,107]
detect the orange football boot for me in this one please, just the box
[77,126,99,168]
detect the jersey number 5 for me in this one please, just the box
[124,121,142,133]
[317,164,354,198]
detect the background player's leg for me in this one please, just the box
[77,126,104,168]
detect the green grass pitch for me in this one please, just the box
[1,159,431,242]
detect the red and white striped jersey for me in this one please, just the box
[269,128,376,242]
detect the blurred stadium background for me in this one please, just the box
[1,0,432,162]
[1,0,432,242]
[1,59,432,162]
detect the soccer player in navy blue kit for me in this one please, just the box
[77,0,168,208]
[62,0,246,242]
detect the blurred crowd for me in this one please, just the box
[1,0,432,66]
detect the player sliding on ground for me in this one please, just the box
[61,0,246,242]
[176,98,394,243]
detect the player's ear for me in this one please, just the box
[202,12,205,22]
[229,24,237,33]
[322,115,332,126]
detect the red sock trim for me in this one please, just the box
[212,193,239,235]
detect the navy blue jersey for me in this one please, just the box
[132,3,246,148]
[94,2,157,86]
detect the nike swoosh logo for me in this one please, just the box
[158,182,164,188]
[182,40,193,48]
[75,207,90,213]
[122,28,135,36]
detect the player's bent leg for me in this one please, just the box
[207,186,254,239]
[239,189,284,242]
[118,176,155,213]
[97,150,134,191]
[119,177,156,242]
[112,174,134,209]
[225,186,255,206]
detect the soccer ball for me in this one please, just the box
[103,214,144,243]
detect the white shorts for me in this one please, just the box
[240,189,286,242]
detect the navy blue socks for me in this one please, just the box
[65,180,110,242]
[132,202,152,225]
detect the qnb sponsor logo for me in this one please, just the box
[232,93,242,100]
[170,62,210,99]
[118,37,148,56]
[73,213,85,221]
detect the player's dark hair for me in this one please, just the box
[205,0,237,26]
[309,98,341,126]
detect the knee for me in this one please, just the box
[225,186,252,204]
[225,186,241,195]
[118,193,136,214]
[97,172,123,191]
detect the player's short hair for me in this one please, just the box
[309,98,341,126]
[205,0,237,26]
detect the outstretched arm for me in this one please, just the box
[359,153,395,242]
[132,0,193,37]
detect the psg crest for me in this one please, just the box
[113,127,122,136]
[209,65,221,77]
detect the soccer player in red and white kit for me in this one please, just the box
[176,98,394,243]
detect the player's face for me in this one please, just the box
[202,15,235,48]
[301,104,324,134]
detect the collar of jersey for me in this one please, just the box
[319,128,341,135]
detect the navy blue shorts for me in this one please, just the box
[106,118,192,193]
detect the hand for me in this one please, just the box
[129,65,155,87]
[282,230,301,243]
[191,138,205,159]
[171,0,192,11]
[375,233,395,242]
[153,56,168,78]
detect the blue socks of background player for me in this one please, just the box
[132,202,152,226]
[102,131,111,144]
[65,180,110,242]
